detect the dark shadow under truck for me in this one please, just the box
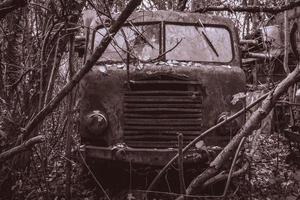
[79,10,246,198]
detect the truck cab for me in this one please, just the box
[79,10,245,167]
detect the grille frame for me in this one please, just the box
[123,77,204,148]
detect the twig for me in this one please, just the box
[202,162,249,189]
[178,133,186,195]
[223,137,246,198]
[0,135,45,162]
[29,2,50,12]
[87,0,110,18]
[44,37,60,106]
[145,39,182,63]
[184,64,300,196]
[21,0,143,139]
[7,68,33,88]
[176,0,188,11]
[194,1,300,14]
[147,91,270,191]
[79,150,111,200]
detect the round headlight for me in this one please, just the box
[84,110,108,136]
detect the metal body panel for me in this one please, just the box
[83,145,209,166]
[80,63,245,147]
[80,10,246,165]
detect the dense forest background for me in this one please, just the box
[1,0,300,199]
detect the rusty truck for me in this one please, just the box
[79,10,246,196]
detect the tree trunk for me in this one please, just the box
[0,0,143,162]
[65,34,75,200]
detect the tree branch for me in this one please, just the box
[185,64,300,195]
[147,91,270,191]
[0,0,27,19]
[0,135,45,162]
[176,0,188,11]
[21,0,142,138]
[194,1,300,14]
[202,162,249,189]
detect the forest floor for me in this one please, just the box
[3,131,300,200]
[75,132,300,200]
[238,132,300,200]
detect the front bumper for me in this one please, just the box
[81,145,211,166]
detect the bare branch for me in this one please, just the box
[176,0,188,11]
[22,0,142,139]
[147,91,270,191]
[185,64,300,195]
[0,135,45,162]
[194,1,300,14]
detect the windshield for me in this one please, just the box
[94,24,160,62]
[165,24,233,62]
[94,23,233,63]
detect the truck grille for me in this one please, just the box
[123,77,204,148]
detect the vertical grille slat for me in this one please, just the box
[123,78,204,148]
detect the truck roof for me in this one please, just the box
[127,10,236,28]
[88,10,237,30]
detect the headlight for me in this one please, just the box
[84,110,108,136]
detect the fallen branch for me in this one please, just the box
[223,137,246,198]
[0,135,45,162]
[185,64,300,195]
[202,162,249,189]
[147,91,269,191]
[194,1,300,14]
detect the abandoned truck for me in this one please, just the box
[79,10,246,193]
